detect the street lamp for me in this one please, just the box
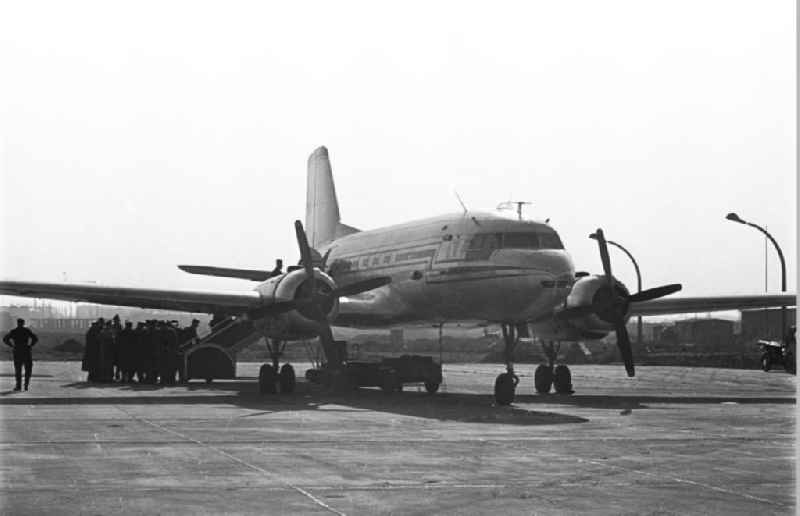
[589,232,643,347]
[725,212,787,339]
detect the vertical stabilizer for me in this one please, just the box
[306,146,341,247]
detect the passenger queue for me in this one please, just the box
[82,315,200,385]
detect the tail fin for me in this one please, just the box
[305,146,359,247]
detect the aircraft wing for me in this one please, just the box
[630,293,796,317]
[0,280,264,314]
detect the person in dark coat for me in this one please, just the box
[117,321,136,382]
[82,321,101,382]
[133,322,148,383]
[144,321,159,384]
[97,322,116,383]
[3,318,38,391]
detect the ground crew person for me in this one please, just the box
[83,320,101,382]
[117,321,136,382]
[98,322,115,382]
[3,318,39,391]
[144,321,159,384]
[269,259,283,278]
[134,322,148,383]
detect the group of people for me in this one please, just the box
[82,315,200,385]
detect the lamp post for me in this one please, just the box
[589,233,643,347]
[725,212,787,339]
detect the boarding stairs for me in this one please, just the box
[181,316,263,382]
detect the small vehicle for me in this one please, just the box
[758,326,796,374]
[307,355,443,393]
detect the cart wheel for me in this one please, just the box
[760,352,772,372]
[424,381,440,394]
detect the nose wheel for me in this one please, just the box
[494,323,527,405]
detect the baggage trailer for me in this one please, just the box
[306,355,443,393]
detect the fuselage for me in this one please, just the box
[318,212,575,326]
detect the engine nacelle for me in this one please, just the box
[530,275,631,341]
[562,274,630,334]
[253,268,340,340]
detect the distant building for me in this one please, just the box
[674,318,735,352]
[741,308,796,342]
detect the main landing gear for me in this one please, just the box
[493,324,574,405]
[258,338,296,394]
[534,341,573,394]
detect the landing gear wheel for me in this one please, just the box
[424,381,440,394]
[381,371,400,394]
[259,364,277,394]
[279,364,296,393]
[553,365,573,394]
[494,372,517,405]
[534,364,553,394]
[760,353,772,372]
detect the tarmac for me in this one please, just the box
[0,361,795,515]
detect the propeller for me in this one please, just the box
[591,228,682,378]
[293,220,391,367]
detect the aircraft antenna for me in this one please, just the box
[496,200,532,221]
[454,190,468,214]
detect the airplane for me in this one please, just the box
[1,146,795,404]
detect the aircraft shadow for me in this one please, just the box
[0,379,589,426]
[512,393,796,410]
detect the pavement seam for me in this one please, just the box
[111,405,346,516]
[574,457,790,508]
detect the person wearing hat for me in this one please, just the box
[3,318,39,391]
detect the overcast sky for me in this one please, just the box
[1,1,795,302]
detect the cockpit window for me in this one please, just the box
[465,231,564,259]
[538,232,563,249]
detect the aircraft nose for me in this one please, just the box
[491,249,575,278]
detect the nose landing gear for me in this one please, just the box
[493,323,525,405]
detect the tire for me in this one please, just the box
[534,364,553,394]
[494,373,516,405]
[553,365,573,394]
[424,381,440,394]
[760,353,772,372]
[279,364,296,393]
[259,364,277,394]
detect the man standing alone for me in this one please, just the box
[3,319,38,391]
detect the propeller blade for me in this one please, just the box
[628,284,682,303]
[614,321,635,377]
[594,228,614,287]
[294,220,316,294]
[331,276,392,298]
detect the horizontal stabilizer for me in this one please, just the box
[178,265,272,282]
